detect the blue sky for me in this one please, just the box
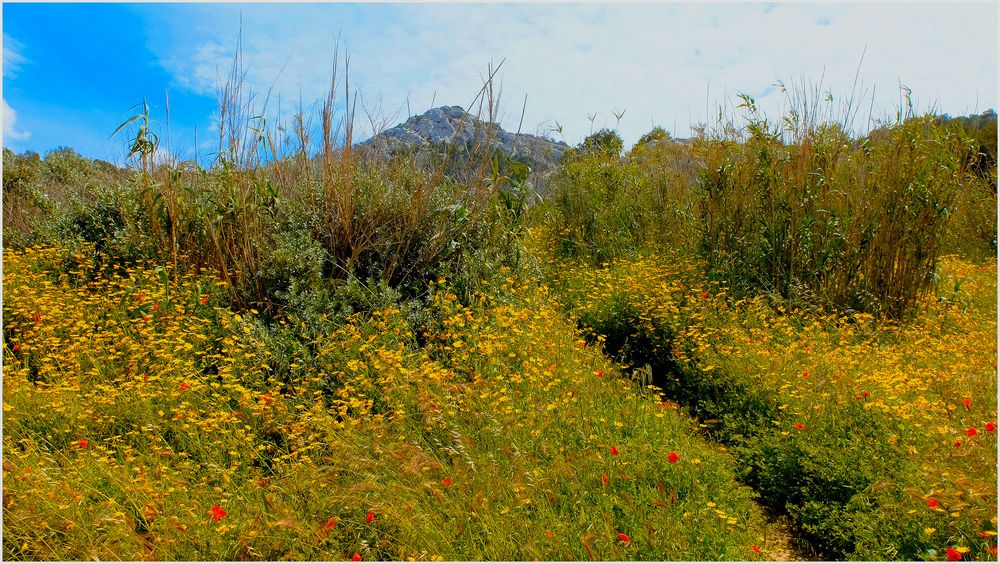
[3,2,998,164]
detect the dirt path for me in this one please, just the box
[759,504,821,561]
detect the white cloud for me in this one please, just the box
[3,97,31,142]
[3,33,28,78]
[140,3,998,147]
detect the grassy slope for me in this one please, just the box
[2,246,765,561]
[537,225,998,560]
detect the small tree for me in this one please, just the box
[578,129,624,159]
[633,126,670,151]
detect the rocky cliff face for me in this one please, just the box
[359,106,569,187]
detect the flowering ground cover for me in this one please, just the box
[539,234,998,560]
[4,245,771,560]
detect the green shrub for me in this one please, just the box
[576,128,624,160]
[696,115,970,319]
[632,126,670,151]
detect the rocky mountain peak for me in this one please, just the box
[360,105,569,184]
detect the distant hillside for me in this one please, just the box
[359,106,569,189]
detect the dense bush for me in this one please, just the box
[545,138,699,263]
[696,115,979,319]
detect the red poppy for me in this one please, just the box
[962,397,972,410]
[862,391,870,398]
[324,517,337,532]
[986,422,997,432]
[802,371,809,378]
[179,382,190,391]
[12,344,20,351]
[700,291,709,299]
[200,296,208,304]
[152,303,159,311]
[596,370,604,379]
[793,423,805,430]
[946,546,962,561]
[546,531,554,537]
[210,504,227,522]
[610,446,619,456]
[927,499,939,508]
[617,532,631,544]
[352,553,362,562]
[602,473,609,487]
[442,477,452,486]
[78,439,88,449]
[954,440,962,448]
[751,545,762,554]
[33,313,41,324]
[967,428,978,437]
[667,452,679,463]
[262,393,273,403]
[137,294,145,302]
[143,316,151,322]
[365,512,375,525]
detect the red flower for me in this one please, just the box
[602,473,609,487]
[262,393,273,403]
[33,313,41,324]
[12,344,20,351]
[596,370,604,379]
[954,440,962,448]
[793,423,805,430]
[324,517,337,532]
[352,553,362,562]
[946,546,962,561]
[962,397,972,410]
[967,428,978,437]
[667,452,679,463]
[986,422,997,432]
[610,446,619,456]
[862,390,870,398]
[802,371,809,378]
[751,545,762,554]
[152,303,159,311]
[137,293,145,302]
[545,530,554,537]
[200,296,208,304]
[78,439,88,449]
[442,477,452,486]
[210,504,227,522]
[365,511,375,525]
[179,382,190,391]
[700,291,709,299]
[617,532,631,544]
[927,499,939,508]
[143,316,151,322]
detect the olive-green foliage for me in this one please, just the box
[633,126,670,151]
[544,137,698,264]
[696,116,975,319]
[2,147,155,273]
[572,128,624,160]
[936,111,998,260]
[3,145,528,322]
